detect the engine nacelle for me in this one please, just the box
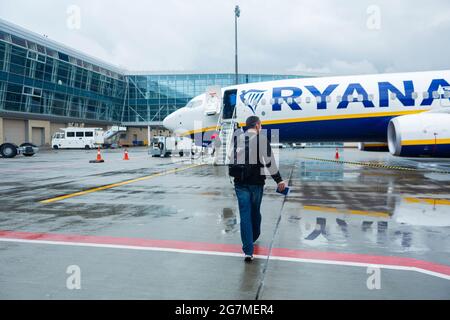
[358,142,389,152]
[387,113,450,157]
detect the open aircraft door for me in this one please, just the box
[204,86,222,116]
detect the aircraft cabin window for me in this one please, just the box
[390,93,397,100]
[348,95,354,101]
[261,98,266,105]
[423,92,429,99]
[295,97,302,104]
[326,96,331,103]
[444,91,450,98]
[305,97,311,103]
[358,95,364,102]
[368,94,374,101]
[316,96,322,103]
[412,92,418,99]
[287,98,293,104]
[336,95,342,102]
[432,91,439,99]
[270,98,275,104]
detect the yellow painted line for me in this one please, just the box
[401,138,450,146]
[303,205,390,218]
[302,156,450,174]
[40,163,204,204]
[404,197,450,206]
[303,205,339,213]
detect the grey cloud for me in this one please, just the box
[0,0,449,75]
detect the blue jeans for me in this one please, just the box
[234,184,264,256]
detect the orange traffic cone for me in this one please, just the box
[123,149,130,161]
[96,147,103,161]
[90,147,104,163]
[335,148,340,160]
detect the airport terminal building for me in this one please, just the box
[0,18,305,147]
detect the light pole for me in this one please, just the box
[234,5,240,85]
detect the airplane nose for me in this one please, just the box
[163,113,176,131]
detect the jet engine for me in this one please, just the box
[387,112,450,157]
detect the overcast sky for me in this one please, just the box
[1,0,449,75]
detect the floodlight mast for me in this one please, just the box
[234,5,240,85]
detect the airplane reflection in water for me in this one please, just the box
[220,195,449,249]
[291,198,449,250]
[395,197,450,227]
[220,159,449,251]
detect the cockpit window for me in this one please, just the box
[186,99,203,108]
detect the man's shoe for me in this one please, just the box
[244,255,254,262]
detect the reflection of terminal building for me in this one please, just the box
[0,18,313,147]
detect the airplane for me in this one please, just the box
[162,70,450,157]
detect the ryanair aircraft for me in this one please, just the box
[163,70,450,157]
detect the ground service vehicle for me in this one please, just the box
[51,126,126,149]
[0,142,38,158]
[150,136,193,157]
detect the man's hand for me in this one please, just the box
[277,181,287,192]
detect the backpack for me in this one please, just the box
[228,132,260,181]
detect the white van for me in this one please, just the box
[52,128,104,149]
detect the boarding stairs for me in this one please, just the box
[103,125,127,140]
[213,109,237,166]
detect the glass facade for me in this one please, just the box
[0,29,126,123]
[0,20,304,125]
[124,73,302,123]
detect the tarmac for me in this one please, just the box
[0,147,449,299]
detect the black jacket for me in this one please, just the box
[228,130,283,185]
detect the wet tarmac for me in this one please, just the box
[0,147,449,299]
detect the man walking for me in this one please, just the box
[228,116,286,262]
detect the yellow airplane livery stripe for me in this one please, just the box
[180,109,429,136]
[185,126,218,135]
[254,109,428,126]
[401,138,450,146]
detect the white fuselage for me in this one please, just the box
[163,70,450,144]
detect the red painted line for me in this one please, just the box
[266,247,450,276]
[1,230,449,277]
[0,230,243,253]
